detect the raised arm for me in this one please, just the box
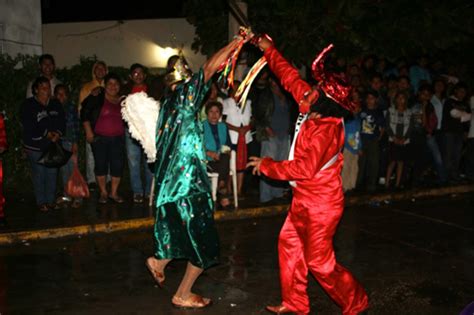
[203,38,244,84]
[255,36,316,114]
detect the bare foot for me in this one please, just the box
[172,293,211,309]
[145,257,167,287]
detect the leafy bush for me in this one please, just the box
[0,54,130,189]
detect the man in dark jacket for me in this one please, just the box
[21,76,65,212]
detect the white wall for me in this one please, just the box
[0,0,42,56]
[43,18,206,71]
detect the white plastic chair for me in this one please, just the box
[207,150,239,208]
[230,150,238,208]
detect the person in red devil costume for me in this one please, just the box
[247,35,369,315]
[0,113,7,225]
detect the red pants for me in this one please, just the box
[278,196,368,314]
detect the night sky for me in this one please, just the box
[41,0,185,23]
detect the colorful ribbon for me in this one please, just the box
[234,56,268,111]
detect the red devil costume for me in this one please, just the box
[0,114,7,219]
[256,39,368,314]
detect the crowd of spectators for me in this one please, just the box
[14,51,474,212]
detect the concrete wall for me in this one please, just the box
[0,0,42,56]
[43,18,206,72]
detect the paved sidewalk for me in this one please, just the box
[0,184,473,244]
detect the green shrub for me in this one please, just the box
[0,54,132,189]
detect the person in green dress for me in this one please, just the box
[145,31,251,309]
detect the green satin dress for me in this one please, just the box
[153,69,219,269]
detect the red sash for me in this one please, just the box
[236,132,248,171]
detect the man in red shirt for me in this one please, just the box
[122,64,153,204]
[248,36,369,315]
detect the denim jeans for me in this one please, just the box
[426,135,447,183]
[26,149,58,205]
[260,135,290,203]
[125,130,153,196]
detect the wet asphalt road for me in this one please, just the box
[0,194,473,315]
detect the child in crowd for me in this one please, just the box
[385,92,413,189]
[55,84,81,208]
[357,90,385,192]
[409,85,442,186]
[342,90,362,192]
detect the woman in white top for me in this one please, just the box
[223,82,252,195]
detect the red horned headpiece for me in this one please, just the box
[311,44,356,112]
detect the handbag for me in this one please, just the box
[37,142,72,168]
[66,156,90,198]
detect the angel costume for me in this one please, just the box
[123,67,218,269]
[152,69,218,269]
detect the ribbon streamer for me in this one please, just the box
[233,56,267,111]
[217,39,245,90]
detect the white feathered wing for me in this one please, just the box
[121,92,160,162]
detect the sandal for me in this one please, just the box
[171,294,212,309]
[145,257,165,287]
[266,304,295,314]
[133,193,144,203]
[108,195,124,204]
[218,196,232,210]
[71,200,82,208]
[98,195,108,204]
[56,196,72,204]
[38,204,49,212]
[47,203,61,210]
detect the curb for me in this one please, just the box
[346,184,474,205]
[0,184,473,245]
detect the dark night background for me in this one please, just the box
[0,3,472,314]
[41,0,186,23]
[41,0,474,70]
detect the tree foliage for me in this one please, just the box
[0,54,129,189]
[185,0,473,70]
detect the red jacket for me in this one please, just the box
[260,117,344,205]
